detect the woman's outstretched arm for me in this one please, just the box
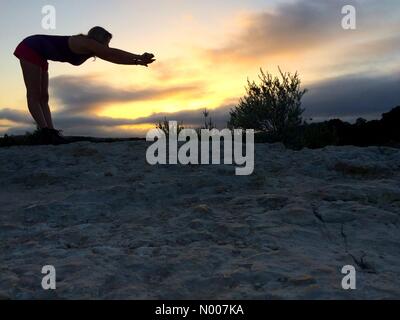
[76,37,155,66]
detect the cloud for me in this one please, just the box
[127,103,234,128]
[0,109,142,136]
[0,102,235,137]
[2,70,399,136]
[50,75,208,114]
[53,100,234,130]
[304,72,400,120]
[3,70,400,136]
[199,0,400,74]
[0,108,32,125]
[203,0,358,62]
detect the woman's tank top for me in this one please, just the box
[22,35,93,66]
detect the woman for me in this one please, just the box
[14,26,156,144]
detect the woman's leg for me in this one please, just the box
[19,59,48,129]
[40,70,55,129]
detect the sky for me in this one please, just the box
[1,0,400,137]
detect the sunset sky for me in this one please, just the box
[1,0,400,137]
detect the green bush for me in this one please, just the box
[229,67,307,141]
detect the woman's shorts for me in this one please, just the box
[14,41,49,71]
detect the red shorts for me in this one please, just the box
[14,42,49,71]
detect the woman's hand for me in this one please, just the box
[142,52,155,60]
[139,52,156,67]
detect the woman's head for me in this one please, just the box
[87,26,112,46]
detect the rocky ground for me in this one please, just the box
[0,141,399,299]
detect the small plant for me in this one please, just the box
[195,109,216,135]
[202,109,215,130]
[156,117,184,136]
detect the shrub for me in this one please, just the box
[301,122,340,149]
[229,67,307,141]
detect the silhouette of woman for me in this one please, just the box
[13,26,156,144]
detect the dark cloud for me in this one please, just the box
[55,115,135,127]
[55,102,234,132]
[50,75,207,114]
[201,0,400,68]
[0,103,235,137]
[124,73,400,125]
[304,73,400,120]
[128,103,234,128]
[204,0,360,61]
[1,73,230,137]
[3,71,399,137]
[0,108,32,125]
